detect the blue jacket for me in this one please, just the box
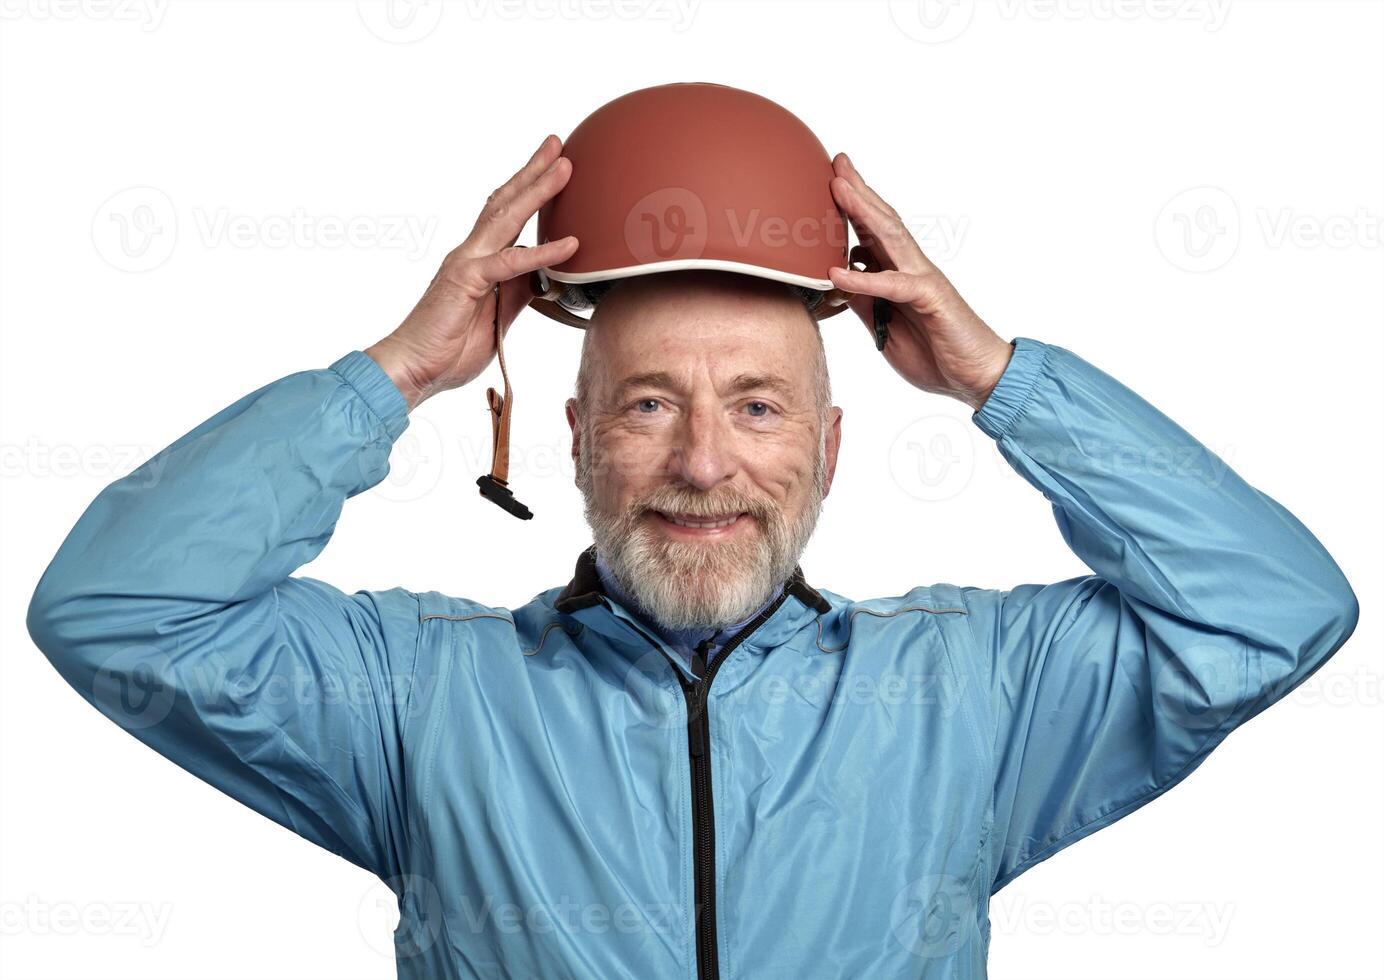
[26,337,1358,979]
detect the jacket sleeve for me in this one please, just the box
[960,338,1359,893]
[26,350,420,881]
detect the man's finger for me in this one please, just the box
[828,265,953,316]
[825,269,897,346]
[470,155,571,254]
[492,134,562,212]
[829,266,912,301]
[467,136,566,253]
[831,177,931,276]
[833,154,942,276]
[470,236,579,289]
[833,153,902,222]
[489,156,574,249]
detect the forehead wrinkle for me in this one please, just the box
[613,368,689,401]
[613,365,802,405]
[724,372,795,400]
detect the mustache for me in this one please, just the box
[632,487,775,523]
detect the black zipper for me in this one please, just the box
[686,635,717,980]
[602,587,792,980]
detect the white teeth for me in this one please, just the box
[660,512,738,529]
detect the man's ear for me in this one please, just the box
[822,406,843,498]
[565,398,580,466]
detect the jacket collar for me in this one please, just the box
[552,544,830,655]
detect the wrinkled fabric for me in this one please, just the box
[27,338,1358,979]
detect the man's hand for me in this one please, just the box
[366,134,579,411]
[826,152,1012,412]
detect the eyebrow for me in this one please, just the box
[614,370,797,401]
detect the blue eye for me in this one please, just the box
[636,399,660,413]
[745,402,769,417]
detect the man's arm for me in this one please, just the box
[960,339,1358,891]
[824,153,1357,893]
[26,135,579,877]
[26,353,420,877]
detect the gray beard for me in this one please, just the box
[576,429,827,632]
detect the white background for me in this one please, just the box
[2,1,1381,978]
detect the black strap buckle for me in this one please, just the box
[477,474,533,521]
[872,296,892,352]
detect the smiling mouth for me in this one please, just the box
[650,510,748,530]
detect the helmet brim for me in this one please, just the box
[543,257,835,293]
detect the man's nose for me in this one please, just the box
[667,404,737,492]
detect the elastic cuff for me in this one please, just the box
[972,337,1050,440]
[328,350,410,442]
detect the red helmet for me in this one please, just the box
[529,81,854,327]
[478,83,859,520]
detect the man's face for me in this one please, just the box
[566,270,843,631]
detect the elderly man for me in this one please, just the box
[28,128,1357,980]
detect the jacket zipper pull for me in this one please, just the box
[691,636,712,678]
[688,637,713,758]
[688,692,707,758]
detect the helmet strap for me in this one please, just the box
[476,280,534,520]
